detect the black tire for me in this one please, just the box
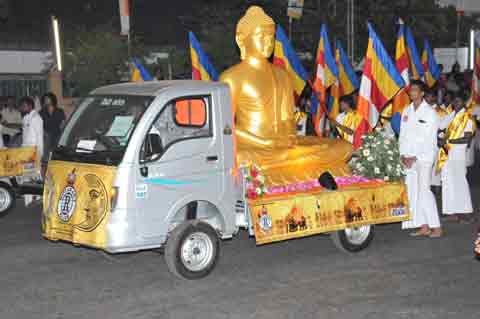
[164,220,220,280]
[331,225,375,253]
[0,182,15,218]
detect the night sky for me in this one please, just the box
[1,0,240,48]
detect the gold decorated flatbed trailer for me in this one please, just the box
[0,146,40,217]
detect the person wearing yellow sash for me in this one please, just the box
[437,92,475,223]
[425,89,450,189]
[399,80,442,238]
[330,95,362,144]
[439,90,454,114]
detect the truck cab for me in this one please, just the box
[43,81,241,278]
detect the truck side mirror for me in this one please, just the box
[142,133,163,162]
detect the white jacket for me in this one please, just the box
[399,100,439,164]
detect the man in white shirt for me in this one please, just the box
[399,80,442,238]
[437,93,474,223]
[3,97,44,163]
[21,97,44,160]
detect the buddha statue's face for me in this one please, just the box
[240,24,275,60]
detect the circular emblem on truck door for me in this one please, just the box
[57,186,77,222]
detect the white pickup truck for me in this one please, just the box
[42,81,409,279]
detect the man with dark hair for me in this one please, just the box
[399,80,442,237]
[3,97,44,160]
[438,92,475,223]
[329,95,362,144]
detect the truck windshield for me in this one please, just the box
[52,95,154,166]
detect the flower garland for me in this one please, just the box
[267,176,382,195]
[245,165,267,199]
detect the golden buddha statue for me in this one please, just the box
[220,6,352,186]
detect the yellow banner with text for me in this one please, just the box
[249,183,410,245]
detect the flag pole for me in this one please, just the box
[288,17,293,40]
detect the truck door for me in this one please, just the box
[134,94,225,238]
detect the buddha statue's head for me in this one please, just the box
[236,6,275,60]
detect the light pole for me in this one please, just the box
[52,16,62,71]
[49,15,63,105]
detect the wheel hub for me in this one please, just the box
[0,188,12,212]
[180,232,214,272]
[344,225,371,245]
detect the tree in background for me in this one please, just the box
[62,24,147,96]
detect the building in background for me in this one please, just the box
[0,50,51,100]
[436,0,480,14]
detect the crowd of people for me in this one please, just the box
[295,63,480,254]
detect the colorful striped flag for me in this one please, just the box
[188,31,219,81]
[356,23,405,148]
[119,0,130,36]
[405,27,424,80]
[391,22,411,135]
[131,59,153,82]
[328,41,359,122]
[273,25,309,100]
[312,24,339,136]
[421,39,441,88]
[336,40,360,96]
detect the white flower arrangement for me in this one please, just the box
[350,128,405,182]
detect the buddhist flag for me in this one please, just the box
[273,25,309,100]
[356,23,405,148]
[405,27,424,80]
[188,31,219,81]
[391,23,411,135]
[119,0,130,36]
[327,79,341,123]
[336,40,360,96]
[312,24,339,135]
[328,41,359,122]
[421,39,441,88]
[131,59,153,82]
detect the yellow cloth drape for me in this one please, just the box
[436,111,472,172]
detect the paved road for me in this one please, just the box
[1,188,480,319]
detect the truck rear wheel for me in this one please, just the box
[331,225,374,253]
[164,220,219,280]
[0,182,15,218]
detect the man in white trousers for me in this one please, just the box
[399,80,442,238]
[437,93,475,223]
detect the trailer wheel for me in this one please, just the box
[331,225,374,253]
[0,182,15,218]
[164,220,220,280]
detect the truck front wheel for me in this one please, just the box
[331,225,375,253]
[164,220,220,280]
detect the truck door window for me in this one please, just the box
[140,96,211,162]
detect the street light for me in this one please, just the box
[52,16,62,72]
